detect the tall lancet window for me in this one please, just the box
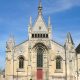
[19,56,24,69]
[56,56,62,69]
[37,47,43,67]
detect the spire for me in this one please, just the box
[39,0,42,7]
[66,32,74,45]
[48,16,51,26]
[38,0,42,15]
[29,16,32,26]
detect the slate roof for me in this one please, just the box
[76,44,80,54]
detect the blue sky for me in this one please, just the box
[0,0,80,69]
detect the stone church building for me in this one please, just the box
[0,0,80,80]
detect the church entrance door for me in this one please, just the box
[37,69,43,80]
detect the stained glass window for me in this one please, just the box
[56,56,62,69]
[19,56,24,69]
[37,47,43,67]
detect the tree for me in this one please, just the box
[0,69,2,74]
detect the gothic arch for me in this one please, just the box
[33,43,48,51]
[33,43,48,68]
[55,55,63,60]
[18,55,25,69]
[55,56,62,69]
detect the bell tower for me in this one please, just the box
[28,0,52,40]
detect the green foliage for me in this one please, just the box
[0,69,2,74]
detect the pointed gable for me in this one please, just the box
[31,0,48,33]
[32,15,48,32]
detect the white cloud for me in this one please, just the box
[43,0,80,14]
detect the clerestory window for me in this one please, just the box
[32,34,48,38]
[32,34,34,38]
[46,34,48,38]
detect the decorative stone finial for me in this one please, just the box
[38,0,42,15]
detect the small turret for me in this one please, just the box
[28,16,32,40]
[48,16,52,39]
[65,32,74,50]
[66,32,74,44]
[6,35,15,52]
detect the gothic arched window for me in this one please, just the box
[19,56,24,69]
[37,47,43,67]
[56,56,62,69]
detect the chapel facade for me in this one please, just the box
[0,0,80,80]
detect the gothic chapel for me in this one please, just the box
[1,0,80,80]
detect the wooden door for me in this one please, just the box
[37,69,43,80]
